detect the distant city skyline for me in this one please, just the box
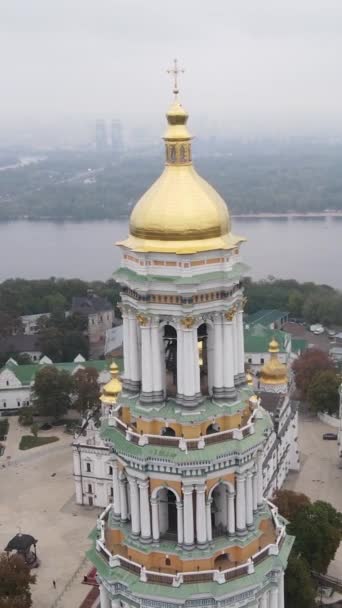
[1,0,342,144]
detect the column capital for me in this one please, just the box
[182,484,194,495]
[236,472,246,482]
[176,501,183,510]
[136,313,151,327]
[137,479,149,490]
[195,484,206,494]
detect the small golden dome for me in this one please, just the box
[118,97,245,254]
[260,339,288,386]
[100,362,122,405]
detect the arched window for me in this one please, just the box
[163,325,177,397]
[161,427,176,437]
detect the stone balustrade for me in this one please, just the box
[107,414,256,450]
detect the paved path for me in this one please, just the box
[0,417,100,608]
[284,411,342,579]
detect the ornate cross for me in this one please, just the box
[167,59,184,99]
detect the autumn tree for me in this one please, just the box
[307,369,340,415]
[292,348,335,399]
[73,367,100,413]
[273,489,311,521]
[33,366,73,420]
[0,552,36,608]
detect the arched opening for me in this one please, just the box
[157,488,178,540]
[214,553,232,570]
[211,484,228,538]
[164,325,177,397]
[206,423,221,435]
[197,323,208,395]
[161,426,176,437]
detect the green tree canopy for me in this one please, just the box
[292,348,335,399]
[307,369,340,415]
[73,367,100,413]
[33,366,73,420]
[0,552,36,608]
[289,501,342,574]
[284,554,316,608]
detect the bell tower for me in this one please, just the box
[89,66,293,608]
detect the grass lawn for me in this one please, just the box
[19,435,59,450]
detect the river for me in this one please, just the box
[0,217,341,288]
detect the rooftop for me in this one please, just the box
[244,324,289,354]
[247,309,288,328]
[0,334,41,354]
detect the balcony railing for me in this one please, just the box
[96,516,285,587]
[106,405,260,451]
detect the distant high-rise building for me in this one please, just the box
[95,119,108,153]
[110,119,123,158]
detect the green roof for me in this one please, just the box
[1,357,123,386]
[247,309,288,327]
[244,324,290,354]
[113,262,249,287]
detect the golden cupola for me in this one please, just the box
[118,64,245,255]
[260,339,288,387]
[100,362,122,406]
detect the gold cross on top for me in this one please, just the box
[167,59,184,99]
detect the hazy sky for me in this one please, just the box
[1,0,342,137]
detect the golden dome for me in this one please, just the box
[100,362,122,405]
[260,339,288,386]
[118,98,245,254]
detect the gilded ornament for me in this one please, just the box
[136,313,149,327]
[224,308,235,321]
[181,316,195,329]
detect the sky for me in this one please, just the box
[1,0,342,140]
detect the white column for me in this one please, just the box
[176,502,184,545]
[183,486,194,547]
[129,312,140,385]
[176,326,184,397]
[279,571,285,608]
[183,328,196,398]
[270,587,279,608]
[119,476,128,522]
[233,313,239,379]
[253,471,258,512]
[237,309,245,379]
[112,461,120,519]
[99,584,111,608]
[138,480,152,541]
[223,318,235,392]
[151,319,163,396]
[213,315,223,393]
[151,498,160,542]
[261,592,269,608]
[122,312,131,384]
[257,451,264,508]
[246,471,254,528]
[206,499,213,542]
[128,477,140,536]
[228,491,235,536]
[141,323,153,396]
[193,329,201,395]
[196,485,207,546]
[236,474,246,534]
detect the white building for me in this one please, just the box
[20,313,51,335]
[72,294,115,359]
[0,355,111,413]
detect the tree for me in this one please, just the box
[273,489,311,521]
[289,501,342,574]
[0,552,36,608]
[307,369,340,415]
[0,313,23,338]
[73,368,100,413]
[284,554,316,608]
[33,366,73,420]
[292,348,335,399]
